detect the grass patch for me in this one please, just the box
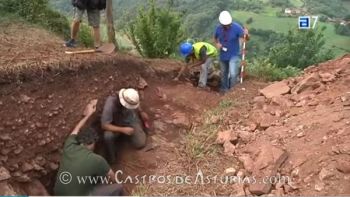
[342,0,350,11]
[290,0,304,7]
[131,184,150,196]
[232,10,350,57]
[247,58,301,81]
[184,99,234,160]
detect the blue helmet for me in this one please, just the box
[179,42,193,57]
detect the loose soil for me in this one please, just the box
[0,22,349,196]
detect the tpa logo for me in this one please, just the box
[298,16,318,29]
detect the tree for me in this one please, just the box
[106,0,118,50]
[268,28,334,69]
[127,0,184,58]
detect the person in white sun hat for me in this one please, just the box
[101,88,149,163]
[214,10,249,93]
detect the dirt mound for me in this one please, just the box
[216,54,350,195]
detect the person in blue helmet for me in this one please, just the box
[214,10,249,93]
[175,41,218,89]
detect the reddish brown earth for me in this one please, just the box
[0,22,349,196]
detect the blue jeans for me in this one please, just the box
[220,56,240,92]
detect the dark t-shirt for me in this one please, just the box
[185,46,207,63]
[101,96,137,127]
[54,135,110,196]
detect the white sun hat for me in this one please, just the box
[119,88,140,109]
[219,10,233,25]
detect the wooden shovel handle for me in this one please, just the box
[65,49,97,55]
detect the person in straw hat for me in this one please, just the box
[101,88,149,163]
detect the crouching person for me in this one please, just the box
[102,88,148,163]
[54,99,124,196]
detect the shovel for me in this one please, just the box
[65,43,115,55]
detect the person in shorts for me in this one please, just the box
[64,0,106,48]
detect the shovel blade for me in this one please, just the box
[96,43,115,54]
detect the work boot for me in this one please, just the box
[198,85,211,91]
[64,39,77,48]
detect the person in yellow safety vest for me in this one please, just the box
[174,42,218,89]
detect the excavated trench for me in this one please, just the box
[0,56,200,195]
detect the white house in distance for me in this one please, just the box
[284,8,306,16]
[284,8,292,14]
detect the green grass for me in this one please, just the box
[233,10,350,56]
[184,99,234,160]
[263,6,281,16]
[290,0,304,7]
[342,0,350,11]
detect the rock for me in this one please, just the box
[307,100,319,106]
[225,167,237,175]
[20,94,31,103]
[249,143,288,195]
[319,168,334,180]
[172,113,190,127]
[35,122,45,129]
[49,162,59,171]
[254,96,266,104]
[15,174,31,183]
[291,73,321,94]
[34,156,46,166]
[237,169,246,178]
[137,76,148,90]
[0,181,23,195]
[236,130,253,143]
[153,120,166,132]
[338,144,350,155]
[260,81,291,99]
[249,182,272,195]
[239,154,254,173]
[0,134,12,141]
[223,141,236,156]
[319,72,335,82]
[155,87,167,100]
[314,181,325,192]
[22,179,49,195]
[0,167,11,181]
[33,163,44,171]
[271,187,285,196]
[14,145,23,155]
[216,130,238,144]
[1,148,11,155]
[259,113,277,129]
[303,174,312,183]
[246,122,257,132]
[291,167,300,178]
[296,132,305,138]
[38,140,46,146]
[210,115,221,124]
[21,162,34,172]
[295,100,307,107]
[0,155,8,162]
[8,164,19,172]
[336,160,350,174]
[271,96,294,107]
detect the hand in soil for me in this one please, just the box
[83,99,98,116]
[122,127,135,135]
[173,77,179,81]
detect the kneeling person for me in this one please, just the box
[102,88,148,163]
[175,41,218,89]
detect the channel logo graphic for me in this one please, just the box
[298,16,310,29]
[298,16,318,29]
